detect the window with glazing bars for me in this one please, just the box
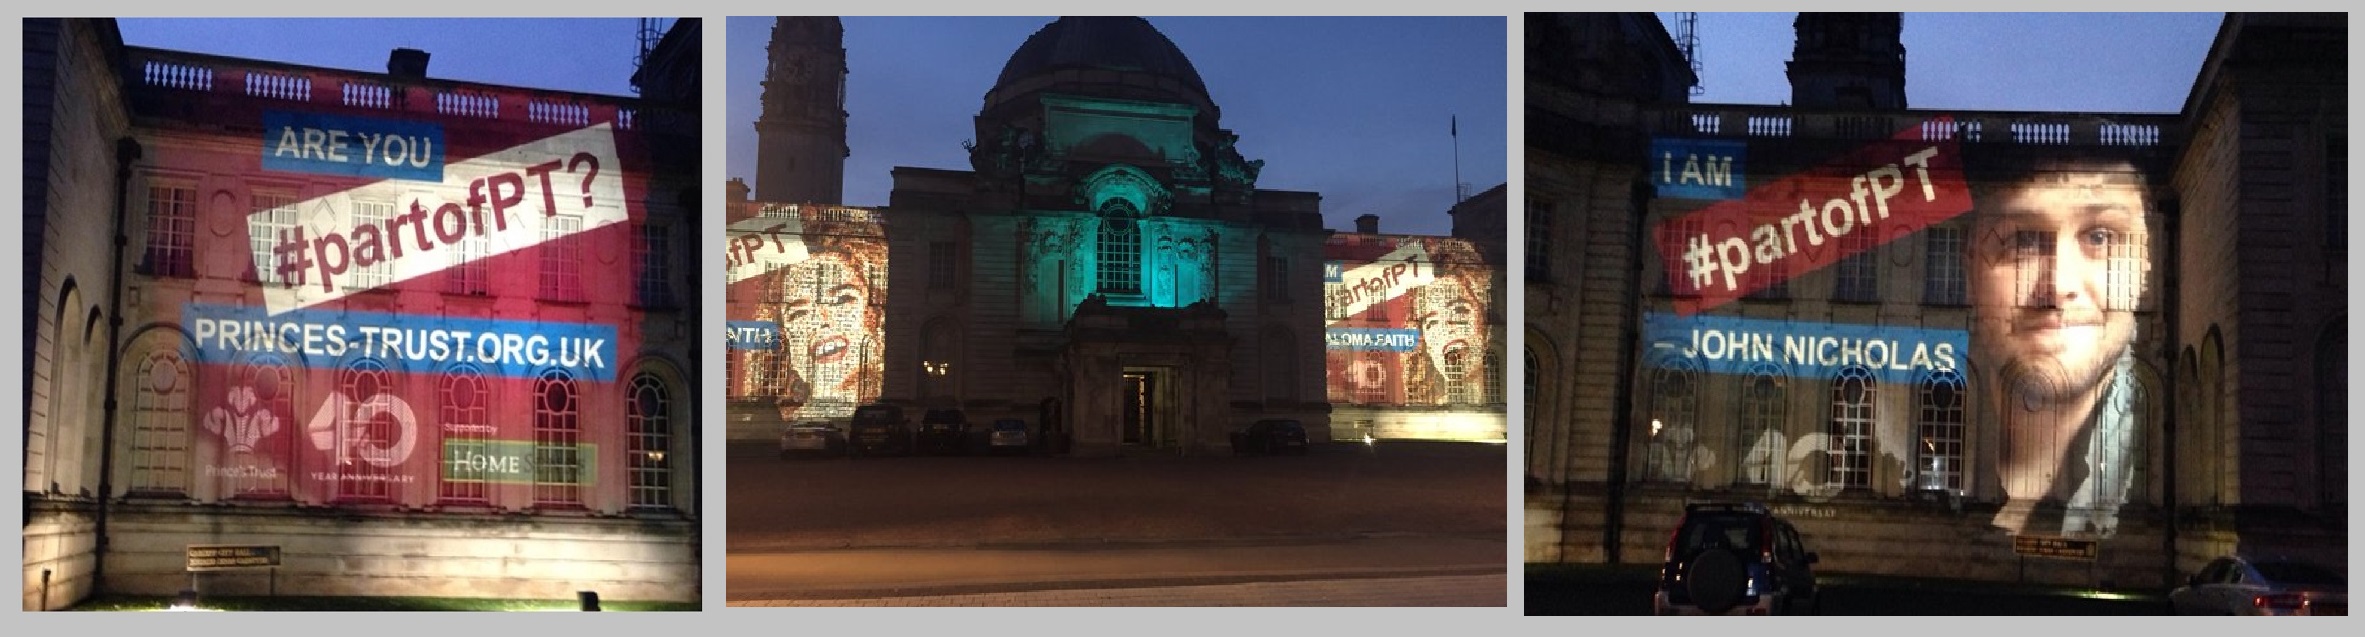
[350,201,395,290]
[1923,226,1966,305]
[1098,218,1140,295]
[540,214,584,301]
[439,367,490,504]
[627,373,672,509]
[249,192,301,287]
[1828,366,1876,490]
[144,184,197,277]
[128,351,190,494]
[337,359,395,501]
[1915,369,1965,494]
[533,369,581,507]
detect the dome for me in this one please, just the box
[990,17,1209,102]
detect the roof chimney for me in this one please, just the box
[1354,214,1379,234]
[388,48,430,79]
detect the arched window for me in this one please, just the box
[1645,363,1699,483]
[1737,365,1786,486]
[128,350,191,495]
[1354,354,1390,405]
[627,372,673,510]
[337,359,394,501]
[1096,204,1141,295]
[533,369,582,507]
[227,357,293,499]
[439,365,491,504]
[1524,347,1540,466]
[1828,366,1876,490]
[1915,369,1966,494]
[1443,347,1471,404]
[1484,348,1504,405]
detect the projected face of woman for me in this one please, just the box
[1417,277,1482,384]
[778,250,870,403]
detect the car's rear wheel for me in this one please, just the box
[1685,549,1749,615]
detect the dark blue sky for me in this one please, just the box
[1654,12,2225,112]
[115,18,657,97]
[726,16,1509,237]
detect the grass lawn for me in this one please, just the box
[69,594,700,612]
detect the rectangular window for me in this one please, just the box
[249,192,301,287]
[143,184,197,278]
[1744,260,1790,301]
[1923,226,1966,305]
[1525,198,1552,283]
[1828,373,1875,490]
[1098,220,1140,295]
[448,231,489,296]
[1664,218,1706,297]
[349,201,395,291]
[540,213,584,302]
[635,222,673,307]
[1264,256,1290,303]
[1834,231,1879,302]
[928,241,956,290]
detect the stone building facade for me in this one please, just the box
[19,18,704,609]
[1524,12,2345,588]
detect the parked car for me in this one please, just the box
[1653,502,1820,615]
[846,404,913,457]
[1229,419,1309,455]
[917,408,970,455]
[987,419,1031,455]
[778,421,845,458]
[2171,555,2347,616]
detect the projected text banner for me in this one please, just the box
[1642,312,1965,385]
[254,122,628,315]
[1652,119,1971,315]
[186,303,619,381]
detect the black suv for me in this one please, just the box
[916,408,970,455]
[847,404,913,457]
[1652,502,1820,615]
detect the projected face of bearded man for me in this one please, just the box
[1967,160,2150,531]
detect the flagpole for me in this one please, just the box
[1451,115,1463,204]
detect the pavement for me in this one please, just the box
[725,440,1510,606]
[728,573,1507,607]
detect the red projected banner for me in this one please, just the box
[1653,119,1971,315]
[143,104,663,508]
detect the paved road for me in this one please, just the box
[725,440,1509,605]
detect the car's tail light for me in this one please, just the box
[2254,593,2306,611]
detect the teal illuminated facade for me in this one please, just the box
[878,17,1332,455]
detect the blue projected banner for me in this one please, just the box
[1649,137,1747,200]
[260,111,447,181]
[184,303,618,381]
[1322,261,1345,283]
[1642,312,1965,384]
[727,320,780,350]
[1326,327,1421,352]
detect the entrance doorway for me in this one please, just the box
[1122,371,1154,444]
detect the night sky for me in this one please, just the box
[724,16,1510,238]
[1653,12,2225,112]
